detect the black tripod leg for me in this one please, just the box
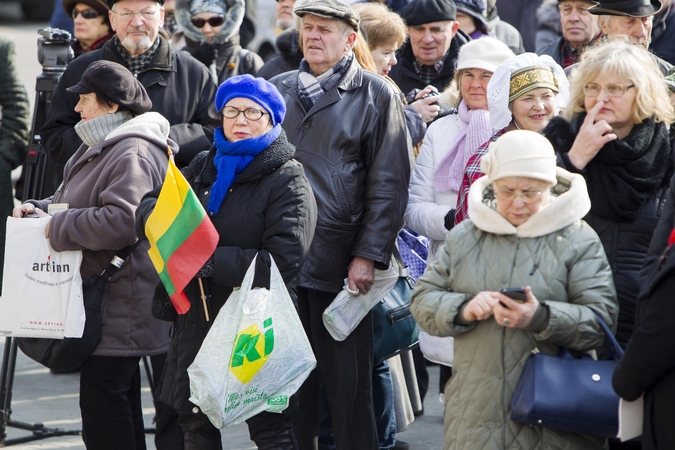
[0,337,18,445]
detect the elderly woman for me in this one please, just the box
[172,0,263,83]
[63,0,114,57]
[13,60,172,449]
[543,40,674,349]
[454,52,568,224]
[411,130,618,450]
[135,74,316,450]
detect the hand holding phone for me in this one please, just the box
[500,287,527,302]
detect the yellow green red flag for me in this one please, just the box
[145,156,219,314]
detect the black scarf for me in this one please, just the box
[113,35,161,75]
[546,115,672,222]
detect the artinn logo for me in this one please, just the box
[32,255,70,273]
[230,318,274,384]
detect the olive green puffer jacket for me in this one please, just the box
[411,168,619,450]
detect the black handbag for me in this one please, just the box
[510,312,623,438]
[371,247,420,365]
[17,242,141,373]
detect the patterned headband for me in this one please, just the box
[509,66,560,102]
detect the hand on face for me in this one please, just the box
[567,99,617,169]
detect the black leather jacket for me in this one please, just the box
[271,57,411,292]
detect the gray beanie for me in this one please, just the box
[190,0,226,16]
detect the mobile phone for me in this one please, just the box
[500,287,527,302]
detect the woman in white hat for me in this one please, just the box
[411,130,618,450]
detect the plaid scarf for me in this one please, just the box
[414,58,445,86]
[113,35,161,75]
[297,52,354,111]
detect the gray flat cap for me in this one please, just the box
[294,0,360,31]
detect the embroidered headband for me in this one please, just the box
[509,66,560,102]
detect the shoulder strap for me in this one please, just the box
[99,240,143,282]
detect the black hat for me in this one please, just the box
[107,0,165,7]
[400,0,457,26]
[67,60,152,115]
[588,0,661,17]
[293,0,360,31]
[62,0,109,17]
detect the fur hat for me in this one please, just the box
[400,0,457,26]
[190,0,225,15]
[480,130,557,185]
[215,75,287,126]
[66,60,152,115]
[175,0,244,44]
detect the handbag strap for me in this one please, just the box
[592,312,624,360]
[99,240,143,282]
[392,246,409,278]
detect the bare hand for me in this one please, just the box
[410,96,440,123]
[12,204,48,219]
[493,286,539,329]
[567,101,617,170]
[462,291,500,322]
[347,256,375,295]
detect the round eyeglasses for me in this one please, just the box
[495,189,543,204]
[583,83,635,97]
[72,8,100,19]
[191,15,225,28]
[222,106,269,121]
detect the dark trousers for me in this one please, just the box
[151,353,185,450]
[80,355,146,450]
[293,287,378,450]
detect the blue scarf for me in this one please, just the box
[206,125,281,215]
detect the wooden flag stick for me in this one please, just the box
[198,278,210,322]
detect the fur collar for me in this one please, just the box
[175,0,245,45]
[467,167,591,237]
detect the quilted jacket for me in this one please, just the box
[411,168,619,450]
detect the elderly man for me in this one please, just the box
[277,0,294,30]
[270,1,410,449]
[590,0,673,73]
[537,0,601,67]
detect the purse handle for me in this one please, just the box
[392,246,409,278]
[592,312,624,360]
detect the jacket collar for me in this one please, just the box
[467,167,592,238]
[395,31,469,81]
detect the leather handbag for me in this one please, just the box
[17,242,141,373]
[371,247,420,365]
[510,312,622,438]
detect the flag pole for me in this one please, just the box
[198,278,210,322]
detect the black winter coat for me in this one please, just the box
[271,57,411,292]
[135,129,317,413]
[651,4,675,66]
[258,28,303,81]
[41,35,219,181]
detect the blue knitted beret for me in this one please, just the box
[215,74,287,126]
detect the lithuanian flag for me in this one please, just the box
[145,156,219,314]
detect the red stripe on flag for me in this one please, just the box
[169,291,191,315]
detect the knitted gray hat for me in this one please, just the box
[190,0,226,16]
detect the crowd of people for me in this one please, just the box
[4,0,675,448]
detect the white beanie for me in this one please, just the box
[456,37,515,73]
[480,130,557,185]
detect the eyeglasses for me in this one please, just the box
[72,8,100,19]
[495,189,544,204]
[222,106,269,121]
[583,83,635,97]
[191,15,225,28]
[111,8,159,21]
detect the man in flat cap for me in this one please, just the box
[590,0,673,73]
[270,0,410,448]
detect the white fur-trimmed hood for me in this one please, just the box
[467,167,591,238]
[175,0,245,45]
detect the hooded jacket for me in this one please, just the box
[411,168,618,450]
[29,112,175,357]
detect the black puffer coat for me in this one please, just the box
[258,28,303,80]
[271,57,410,292]
[135,129,317,413]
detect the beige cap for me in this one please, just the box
[456,37,515,73]
[480,130,557,185]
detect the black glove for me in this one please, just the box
[444,209,456,231]
[196,255,215,278]
[191,42,216,67]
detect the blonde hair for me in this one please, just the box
[353,30,378,73]
[352,3,407,50]
[566,39,674,124]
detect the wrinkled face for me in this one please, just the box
[583,74,637,137]
[509,87,556,132]
[559,0,599,49]
[110,0,164,57]
[407,20,459,66]
[371,43,400,77]
[72,3,110,48]
[301,14,356,75]
[601,15,653,48]
[74,92,118,122]
[191,12,224,42]
[494,177,551,226]
[221,97,273,142]
[277,0,295,30]
[460,68,492,110]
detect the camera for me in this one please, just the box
[405,87,454,119]
[37,28,74,75]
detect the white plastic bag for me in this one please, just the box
[188,254,316,428]
[322,266,398,341]
[419,331,454,367]
[0,216,85,339]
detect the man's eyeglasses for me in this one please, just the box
[72,8,100,19]
[191,15,225,28]
[112,8,159,21]
[583,83,635,97]
[222,106,269,121]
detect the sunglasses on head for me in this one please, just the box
[191,15,225,28]
[72,8,101,19]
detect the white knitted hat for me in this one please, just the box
[480,130,557,185]
[456,37,515,73]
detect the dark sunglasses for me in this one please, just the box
[71,8,101,19]
[191,15,225,28]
